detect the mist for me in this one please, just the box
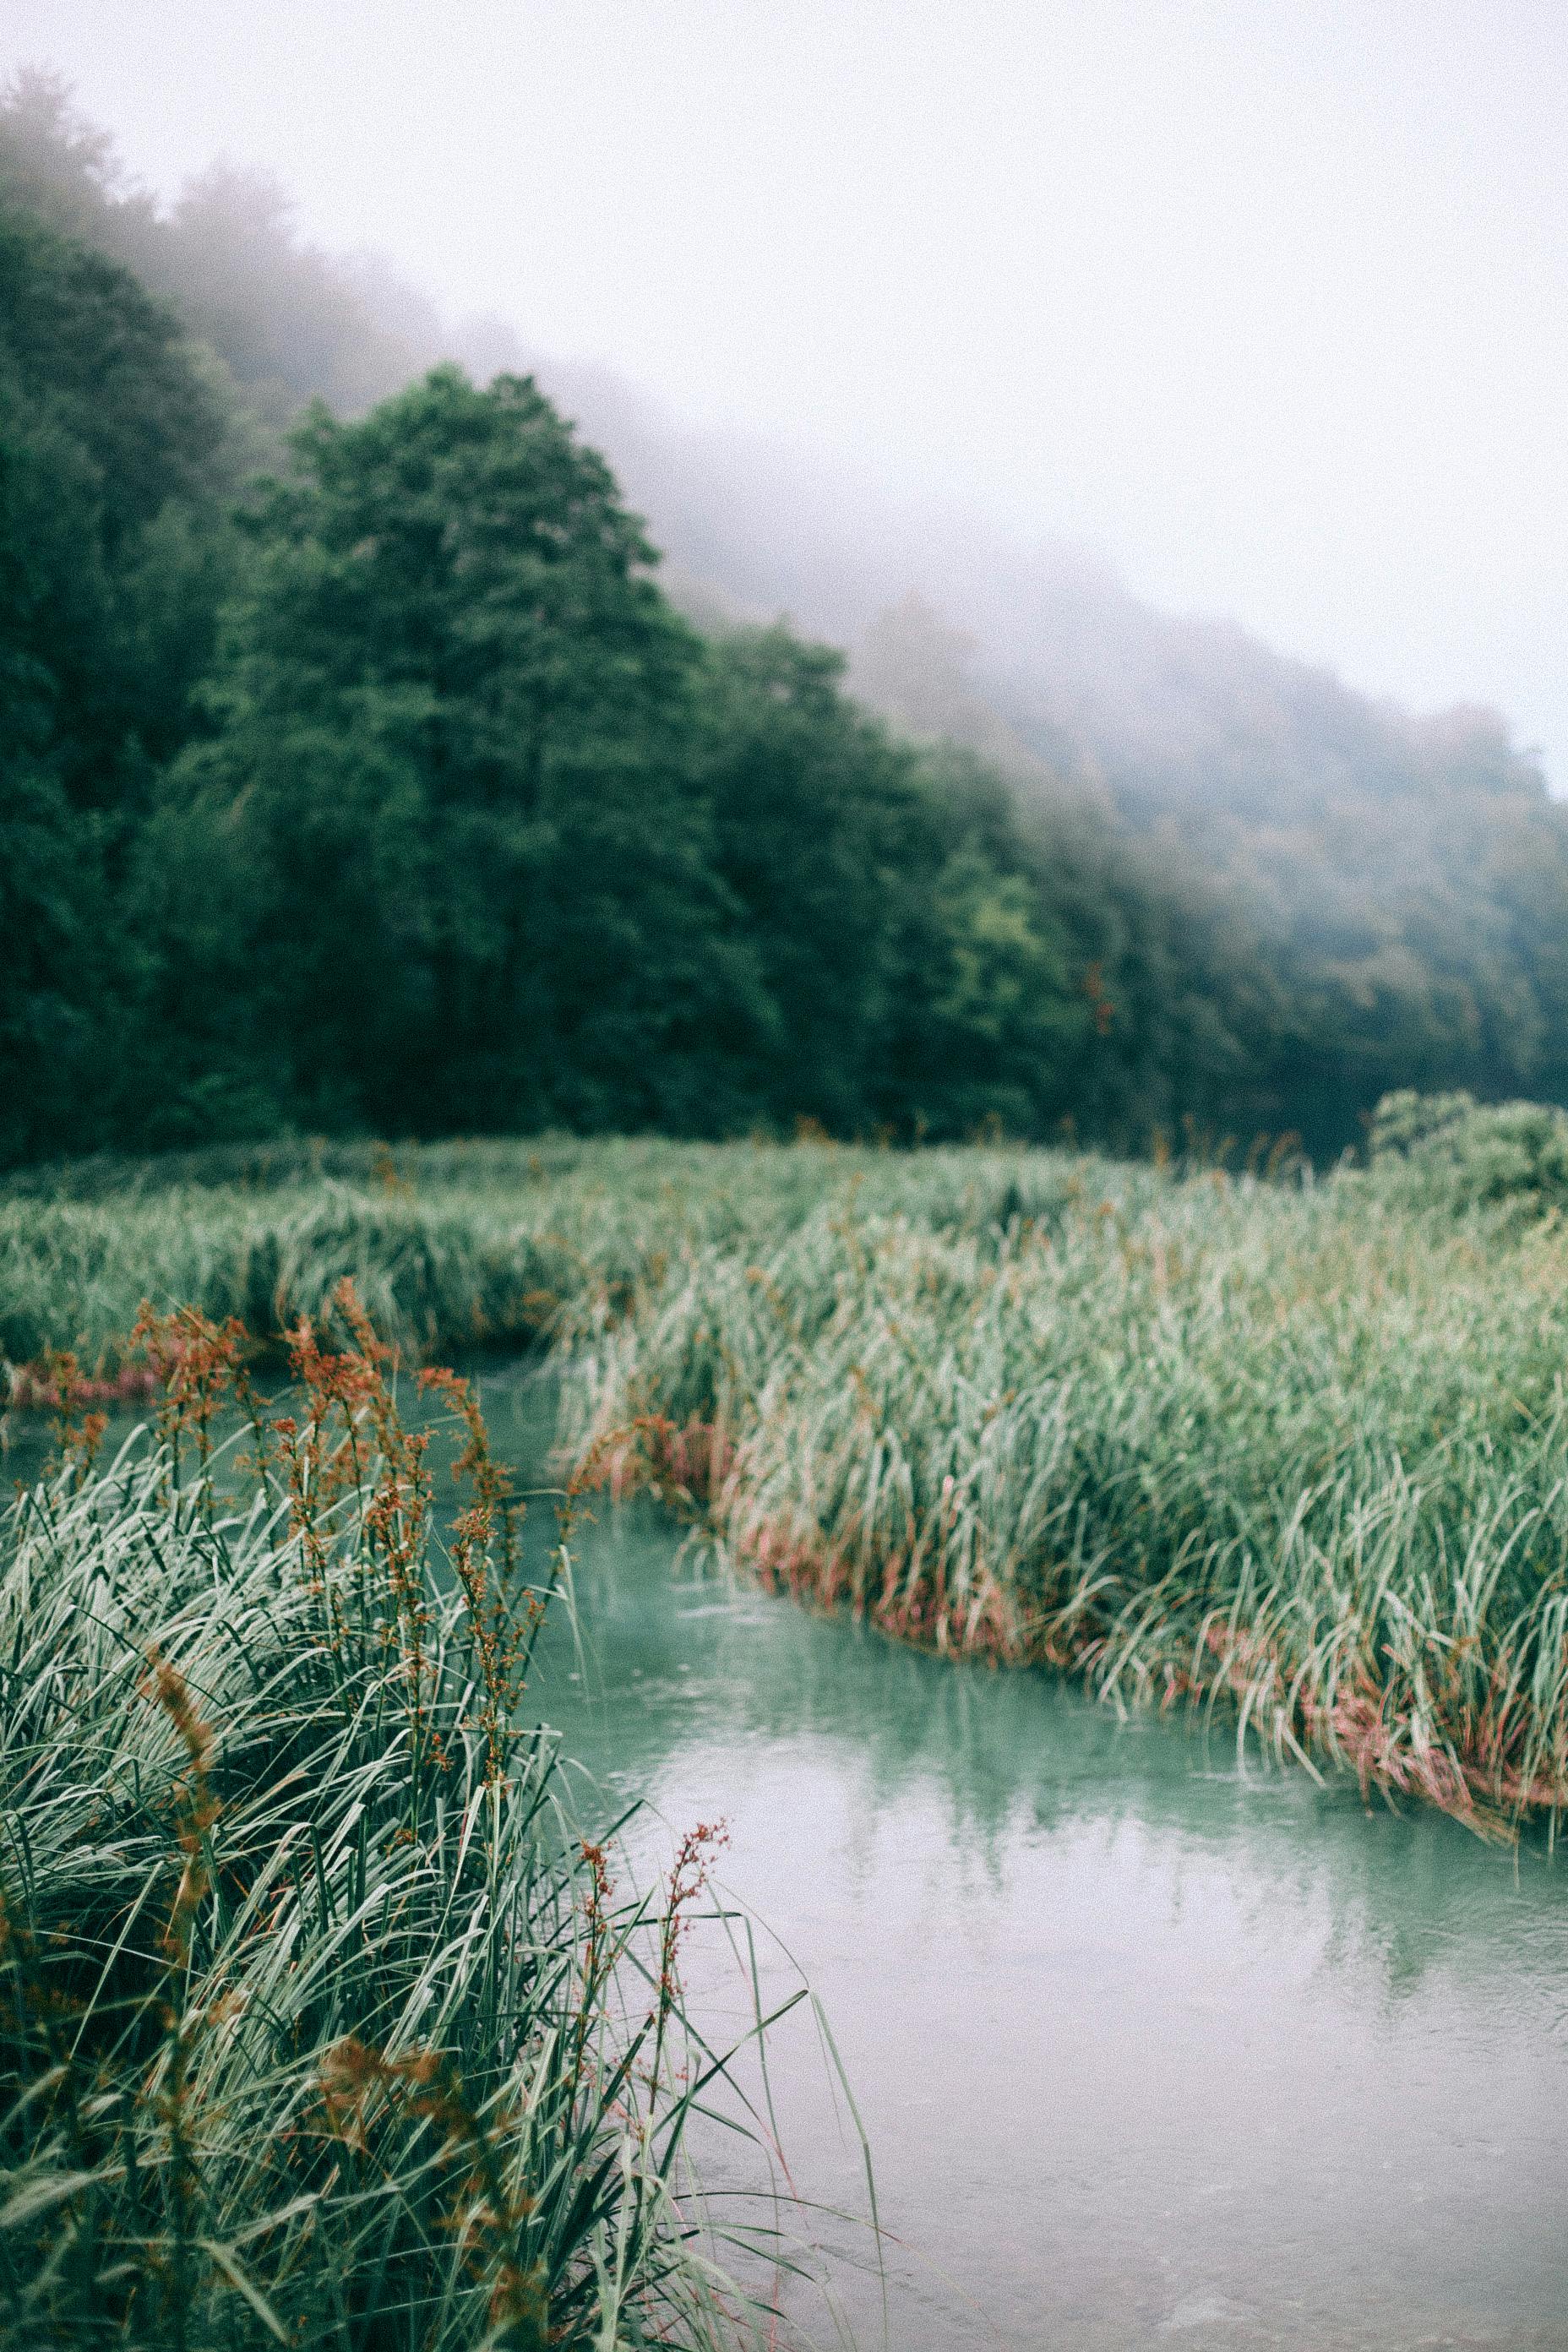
[9,24,1568,2345]
[3,0,1564,784]
[8,24,1568,1164]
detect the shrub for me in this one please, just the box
[1368,1088,1568,1216]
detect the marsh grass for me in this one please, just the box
[0,1137,1144,1377]
[9,1117,1568,1834]
[0,1287,827,2348]
[557,1151,1568,1834]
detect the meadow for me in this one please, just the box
[7,1096,1568,1853]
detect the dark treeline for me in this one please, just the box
[5,72,1567,1168]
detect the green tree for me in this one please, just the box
[692,628,931,1131]
[162,366,773,1133]
[0,199,233,1161]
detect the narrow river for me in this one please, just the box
[478,1369,1568,2352]
[8,1369,1567,2346]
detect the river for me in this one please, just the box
[8,1367,1568,2347]
[477,1369,1568,2352]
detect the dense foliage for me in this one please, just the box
[0,195,237,1162]
[4,70,1568,1165]
[1367,1086,1568,1217]
[859,591,1568,1146]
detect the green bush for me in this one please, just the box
[1368,1088,1568,1215]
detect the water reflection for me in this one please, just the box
[543,1483,1567,2004]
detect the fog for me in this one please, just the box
[3,0,1564,786]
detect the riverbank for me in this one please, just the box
[523,1381,1568,2351]
[8,1108,1568,1830]
[565,1160,1568,1831]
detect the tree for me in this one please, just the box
[0,198,234,1160]
[163,367,772,1132]
[692,628,932,1131]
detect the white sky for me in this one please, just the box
[6,0,1566,776]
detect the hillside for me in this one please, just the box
[4,67,1566,1158]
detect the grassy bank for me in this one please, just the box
[565,1159,1568,1831]
[0,1300,801,2348]
[0,1134,1155,1375]
[8,1106,1568,1831]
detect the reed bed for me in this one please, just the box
[0,1135,1142,1377]
[0,1293,811,2348]
[8,1108,1568,1832]
[559,1143,1568,1833]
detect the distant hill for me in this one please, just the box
[7,66,1566,1151]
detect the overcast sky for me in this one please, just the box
[6,0,1565,777]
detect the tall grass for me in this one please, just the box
[9,1109,1568,1831]
[559,1144,1568,1832]
[0,1293,811,2347]
[0,1136,1142,1374]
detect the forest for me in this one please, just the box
[6,68,1568,1172]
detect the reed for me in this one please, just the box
[0,1289,808,2347]
[9,1105,1568,1832]
[0,1135,1142,1376]
[558,1135,1568,1833]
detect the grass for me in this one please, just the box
[7,1108,1568,1833]
[564,1141,1568,1832]
[0,1291,820,2349]
[0,1134,1152,1375]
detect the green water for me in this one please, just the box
[476,1373,1568,2352]
[8,1373,1568,2347]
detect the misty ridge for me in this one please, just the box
[6,64,1567,1163]
[4,66,1542,819]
